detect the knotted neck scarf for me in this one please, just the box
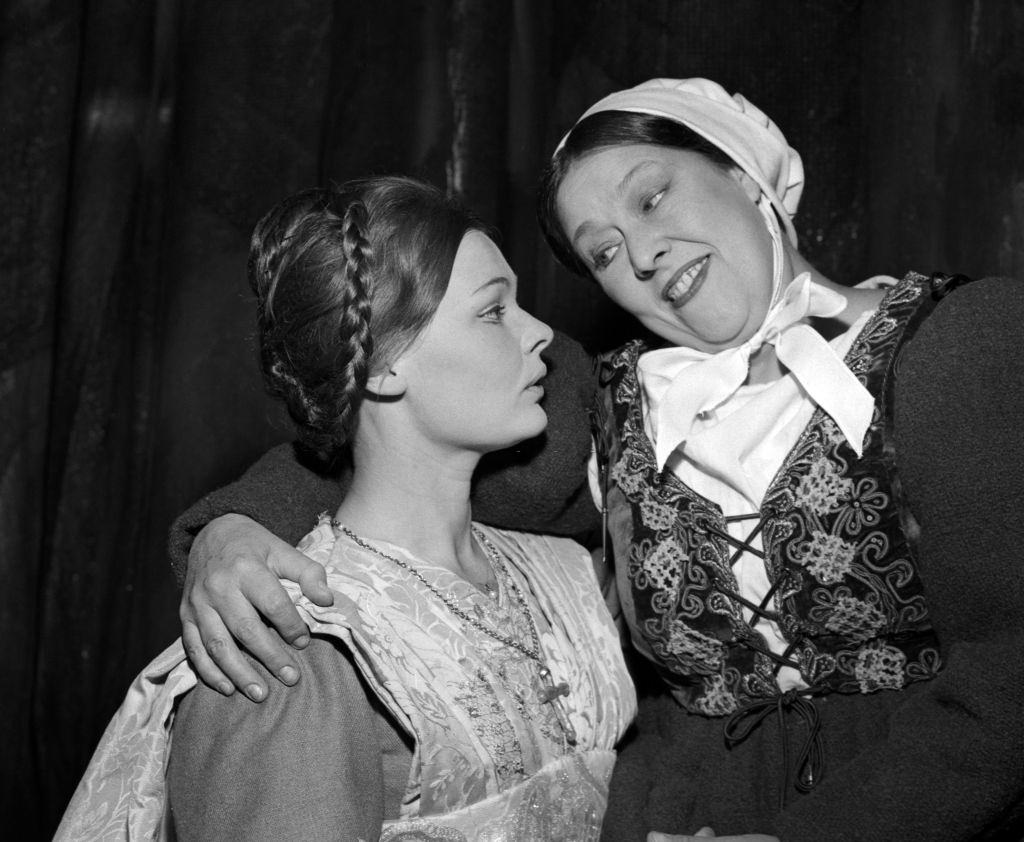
[639,202,874,470]
[559,78,874,466]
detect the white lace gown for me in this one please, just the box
[55,520,637,841]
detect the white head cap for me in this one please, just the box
[557,77,804,247]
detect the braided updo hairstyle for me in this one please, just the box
[249,176,484,457]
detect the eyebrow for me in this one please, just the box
[570,160,658,247]
[472,276,513,295]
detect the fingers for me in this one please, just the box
[189,599,273,701]
[181,618,234,696]
[180,514,323,697]
[216,583,302,691]
[242,562,316,648]
[268,543,334,608]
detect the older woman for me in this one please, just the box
[56,177,635,841]
[172,81,1024,841]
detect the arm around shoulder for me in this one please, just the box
[168,442,348,584]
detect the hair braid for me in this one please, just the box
[249,190,373,455]
[248,177,481,462]
[328,199,373,443]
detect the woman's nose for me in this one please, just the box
[629,234,669,281]
[523,310,553,354]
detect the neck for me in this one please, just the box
[335,429,483,577]
[791,250,886,327]
[745,251,885,386]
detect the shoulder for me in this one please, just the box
[168,637,386,840]
[480,524,588,559]
[898,275,1024,386]
[174,636,372,742]
[920,274,1023,332]
[296,518,338,565]
[479,525,594,586]
[889,278,1024,641]
[893,275,1024,510]
[297,520,399,587]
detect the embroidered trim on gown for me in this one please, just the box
[55,521,637,842]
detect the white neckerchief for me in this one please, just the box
[639,271,875,471]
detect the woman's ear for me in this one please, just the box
[364,366,407,401]
[730,166,762,203]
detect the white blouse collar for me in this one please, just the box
[638,272,876,470]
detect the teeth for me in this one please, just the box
[664,257,708,303]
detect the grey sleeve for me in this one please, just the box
[167,636,387,842]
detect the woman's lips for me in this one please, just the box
[524,367,547,399]
[662,255,710,307]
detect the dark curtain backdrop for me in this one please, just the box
[3,0,1023,835]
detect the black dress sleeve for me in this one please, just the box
[167,443,346,584]
[776,276,1024,841]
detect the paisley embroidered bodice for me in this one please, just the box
[593,272,960,715]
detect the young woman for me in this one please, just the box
[171,80,1024,842]
[55,178,636,841]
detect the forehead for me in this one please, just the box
[556,145,713,219]
[565,144,716,191]
[444,230,513,297]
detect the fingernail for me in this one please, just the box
[280,666,298,684]
[218,682,234,696]
[294,634,310,649]
[246,683,265,701]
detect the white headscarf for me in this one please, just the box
[559,78,874,460]
[557,77,804,247]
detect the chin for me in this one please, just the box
[525,405,549,435]
[499,409,548,449]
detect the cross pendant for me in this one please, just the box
[538,666,577,745]
[538,676,570,703]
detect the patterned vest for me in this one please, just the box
[593,272,966,716]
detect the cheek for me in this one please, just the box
[597,274,642,309]
[735,210,775,278]
[452,341,515,392]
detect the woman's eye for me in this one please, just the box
[481,303,507,322]
[592,243,620,270]
[641,189,666,213]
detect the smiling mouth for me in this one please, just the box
[662,255,710,307]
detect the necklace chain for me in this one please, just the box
[328,518,578,745]
[330,520,543,665]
